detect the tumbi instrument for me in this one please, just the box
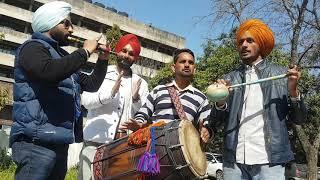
[207,74,288,102]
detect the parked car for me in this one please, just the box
[206,152,223,180]
[285,162,307,180]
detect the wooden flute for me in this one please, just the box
[67,36,117,55]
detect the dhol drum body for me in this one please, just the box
[93,120,207,180]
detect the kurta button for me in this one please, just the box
[118,107,121,110]
[114,120,116,122]
[111,133,113,135]
[121,96,123,99]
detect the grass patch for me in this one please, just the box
[65,166,78,180]
[0,164,15,180]
[0,165,78,180]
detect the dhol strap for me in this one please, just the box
[167,86,187,120]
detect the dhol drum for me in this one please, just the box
[93,120,207,180]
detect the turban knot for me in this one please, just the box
[115,34,141,59]
[236,19,275,58]
[32,1,72,33]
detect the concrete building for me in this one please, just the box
[0,0,185,168]
[0,0,185,79]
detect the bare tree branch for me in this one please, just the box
[298,43,314,65]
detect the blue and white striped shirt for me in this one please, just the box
[134,81,212,125]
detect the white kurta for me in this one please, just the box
[236,62,269,165]
[81,65,149,143]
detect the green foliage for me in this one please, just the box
[105,24,123,65]
[299,73,320,138]
[148,64,173,90]
[0,87,9,110]
[0,32,4,40]
[0,149,14,170]
[65,166,78,180]
[195,39,240,92]
[0,148,15,180]
[267,48,290,67]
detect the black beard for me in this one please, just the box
[118,59,133,69]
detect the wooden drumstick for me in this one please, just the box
[67,36,117,55]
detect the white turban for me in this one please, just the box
[32,1,72,33]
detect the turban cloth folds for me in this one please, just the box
[236,19,275,58]
[32,1,72,33]
[115,34,141,59]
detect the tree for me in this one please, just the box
[105,24,123,65]
[148,64,173,90]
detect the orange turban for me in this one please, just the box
[115,34,141,59]
[236,19,275,58]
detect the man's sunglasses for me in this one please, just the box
[59,19,73,29]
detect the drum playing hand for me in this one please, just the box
[200,127,210,143]
[199,120,210,143]
[119,118,146,132]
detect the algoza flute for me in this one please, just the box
[67,36,117,55]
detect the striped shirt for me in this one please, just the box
[134,81,212,125]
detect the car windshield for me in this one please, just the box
[215,155,223,163]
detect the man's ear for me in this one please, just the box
[194,68,196,74]
[171,63,175,73]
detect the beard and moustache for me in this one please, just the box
[118,58,134,69]
[50,27,70,46]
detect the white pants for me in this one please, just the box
[77,142,99,180]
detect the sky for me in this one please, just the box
[93,0,226,57]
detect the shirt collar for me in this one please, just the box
[32,32,59,49]
[166,80,195,93]
[245,59,264,73]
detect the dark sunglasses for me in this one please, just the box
[59,19,73,29]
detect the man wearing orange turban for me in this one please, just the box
[210,19,306,180]
[78,34,149,180]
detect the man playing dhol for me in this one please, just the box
[120,48,213,143]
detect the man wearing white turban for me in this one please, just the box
[9,1,110,179]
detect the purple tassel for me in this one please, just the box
[137,152,160,175]
[137,127,160,176]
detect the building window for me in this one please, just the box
[0,16,26,33]
[3,0,31,11]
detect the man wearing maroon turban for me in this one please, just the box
[78,34,149,180]
[210,19,306,179]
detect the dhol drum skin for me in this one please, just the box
[93,120,207,180]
